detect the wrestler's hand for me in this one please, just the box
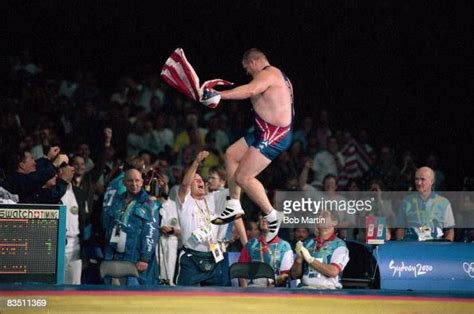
[195,150,209,163]
[200,88,220,109]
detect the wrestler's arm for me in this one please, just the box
[219,71,272,100]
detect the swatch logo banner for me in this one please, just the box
[0,209,59,220]
[389,260,433,278]
[463,262,474,278]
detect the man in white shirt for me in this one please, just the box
[61,183,89,284]
[158,191,181,285]
[290,210,350,289]
[175,151,227,286]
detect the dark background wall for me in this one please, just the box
[1,0,473,188]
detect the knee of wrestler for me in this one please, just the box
[235,172,250,188]
[225,146,236,162]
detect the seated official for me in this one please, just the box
[238,214,293,287]
[396,167,455,241]
[290,210,349,289]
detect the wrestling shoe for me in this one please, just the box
[211,197,245,225]
[265,210,284,243]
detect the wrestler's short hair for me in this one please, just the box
[242,48,267,62]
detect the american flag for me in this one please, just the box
[337,139,372,189]
[160,48,232,102]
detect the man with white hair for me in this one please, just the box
[396,166,455,241]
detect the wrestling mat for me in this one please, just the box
[1,286,473,314]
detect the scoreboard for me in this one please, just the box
[0,204,65,284]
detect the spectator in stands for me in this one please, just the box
[75,142,95,173]
[176,145,196,170]
[315,110,332,151]
[293,116,314,152]
[306,132,319,157]
[311,137,344,189]
[426,153,445,191]
[205,114,229,154]
[102,168,160,285]
[238,214,294,287]
[322,174,355,239]
[206,166,227,193]
[399,150,417,191]
[358,129,374,155]
[24,163,74,204]
[288,139,305,174]
[396,166,455,241]
[266,151,298,191]
[0,110,25,164]
[137,75,165,113]
[290,210,350,289]
[374,145,400,191]
[298,157,318,191]
[31,127,58,160]
[1,146,70,203]
[72,155,97,209]
[173,112,207,154]
[126,119,152,157]
[149,112,174,156]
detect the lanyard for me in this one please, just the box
[120,200,135,224]
[195,198,213,238]
[259,241,278,271]
[415,197,432,225]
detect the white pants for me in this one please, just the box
[159,236,178,285]
[64,236,82,285]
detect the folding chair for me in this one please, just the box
[229,262,275,286]
[100,260,139,286]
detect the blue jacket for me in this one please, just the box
[103,171,126,209]
[103,189,160,284]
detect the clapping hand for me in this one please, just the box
[295,241,314,264]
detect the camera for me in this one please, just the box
[144,169,168,198]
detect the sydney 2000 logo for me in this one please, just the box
[389,260,433,278]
